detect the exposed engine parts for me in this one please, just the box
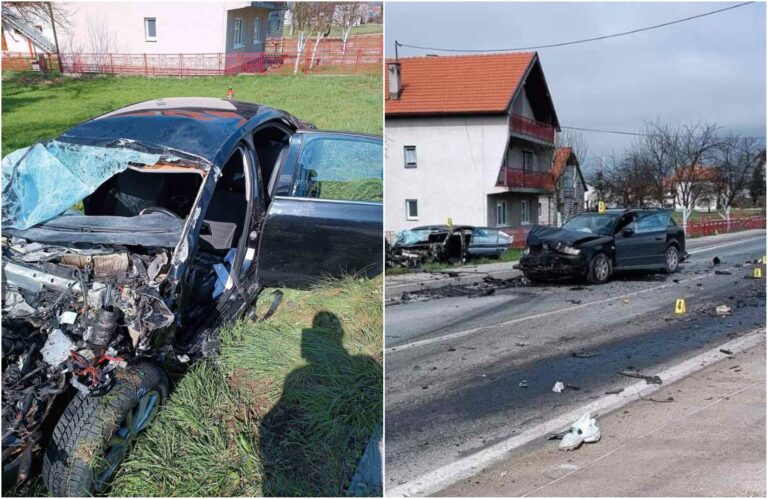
[1,236,174,486]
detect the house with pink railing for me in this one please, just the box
[385,52,561,234]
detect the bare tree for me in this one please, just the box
[334,2,364,54]
[712,135,764,227]
[556,129,589,168]
[290,2,335,74]
[628,120,678,208]
[2,2,70,29]
[668,123,721,231]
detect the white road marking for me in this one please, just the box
[386,268,723,354]
[387,234,765,354]
[385,329,766,497]
[688,235,765,255]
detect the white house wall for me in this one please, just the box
[385,115,510,233]
[56,2,252,54]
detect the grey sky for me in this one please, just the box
[385,1,766,172]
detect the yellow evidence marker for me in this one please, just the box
[675,298,686,314]
[598,201,606,214]
[754,267,762,279]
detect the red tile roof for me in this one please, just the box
[385,52,536,116]
[551,147,573,180]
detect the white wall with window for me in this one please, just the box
[404,145,417,168]
[143,17,157,42]
[406,199,419,221]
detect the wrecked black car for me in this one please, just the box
[518,209,687,284]
[387,225,513,268]
[1,98,382,495]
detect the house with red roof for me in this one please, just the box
[385,52,561,234]
[551,147,587,223]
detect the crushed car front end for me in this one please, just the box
[517,224,613,280]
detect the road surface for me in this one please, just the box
[384,230,766,493]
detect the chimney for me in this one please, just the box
[388,62,401,100]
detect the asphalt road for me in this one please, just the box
[384,230,766,491]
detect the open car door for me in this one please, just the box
[256,131,383,288]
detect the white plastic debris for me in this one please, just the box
[559,412,601,451]
[552,381,565,393]
[59,310,78,325]
[715,305,732,316]
[41,329,75,367]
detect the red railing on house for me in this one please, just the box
[685,216,766,238]
[509,113,556,144]
[497,166,555,191]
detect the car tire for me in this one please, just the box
[665,245,680,274]
[586,253,612,284]
[42,361,168,496]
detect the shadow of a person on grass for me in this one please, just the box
[259,311,381,497]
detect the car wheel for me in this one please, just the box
[587,253,612,284]
[42,361,168,496]
[665,245,680,274]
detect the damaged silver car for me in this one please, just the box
[1,98,383,495]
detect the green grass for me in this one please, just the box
[2,71,382,496]
[111,277,382,496]
[282,23,383,39]
[2,72,382,154]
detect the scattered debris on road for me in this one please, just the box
[715,305,732,316]
[619,370,663,385]
[712,256,721,265]
[715,270,732,275]
[518,380,529,388]
[720,348,734,355]
[559,412,601,451]
[572,350,602,358]
[605,387,624,395]
[552,381,565,393]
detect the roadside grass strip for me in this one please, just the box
[112,276,382,496]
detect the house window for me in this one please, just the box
[144,18,157,42]
[496,201,508,227]
[253,17,263,43]
[522,151,533,172]
[233,18,243,48]
[521,199,531,224]
[406,199,418,221]
[404,146,417,168]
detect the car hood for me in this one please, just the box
[526,225,609,247]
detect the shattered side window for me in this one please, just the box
[2,140,161,230]
[293,135,382,202]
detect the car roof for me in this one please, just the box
[57,97,305,164]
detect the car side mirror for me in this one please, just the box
[622,227,635,238]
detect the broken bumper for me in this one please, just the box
[518,251,588,277]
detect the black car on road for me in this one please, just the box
[518,209,687,284]
[1,98,382,495]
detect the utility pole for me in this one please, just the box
[47,2,62,73]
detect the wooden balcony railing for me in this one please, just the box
[497,166,555,191]
[509,113,556,143]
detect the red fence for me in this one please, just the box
[509,113,556,144]
[685,216,766,238]
[497,166,555,191]
[2,51,60,72]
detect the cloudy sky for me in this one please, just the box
[385,1,766,172]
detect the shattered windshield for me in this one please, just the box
[396,229,437,246]
[562,213,619,235]
[2,140,162,230]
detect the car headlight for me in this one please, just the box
[523,247,530,255]
[557,245,581,256]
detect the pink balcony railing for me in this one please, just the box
[497,166,555,191]
[509,113,556,143]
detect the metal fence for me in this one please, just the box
[3,35,382,77]
[685,216,766,238]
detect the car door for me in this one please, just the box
[614,212,666,267]
[256,130,382,287]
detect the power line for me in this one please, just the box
[396,2,754,53]
[562,125,765,141]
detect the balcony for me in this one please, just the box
[497,166,555,191]
[509,113,556,144]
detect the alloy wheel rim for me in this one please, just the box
[93,390,160,492]
[667,248,678,270]
[595,257,609,281]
